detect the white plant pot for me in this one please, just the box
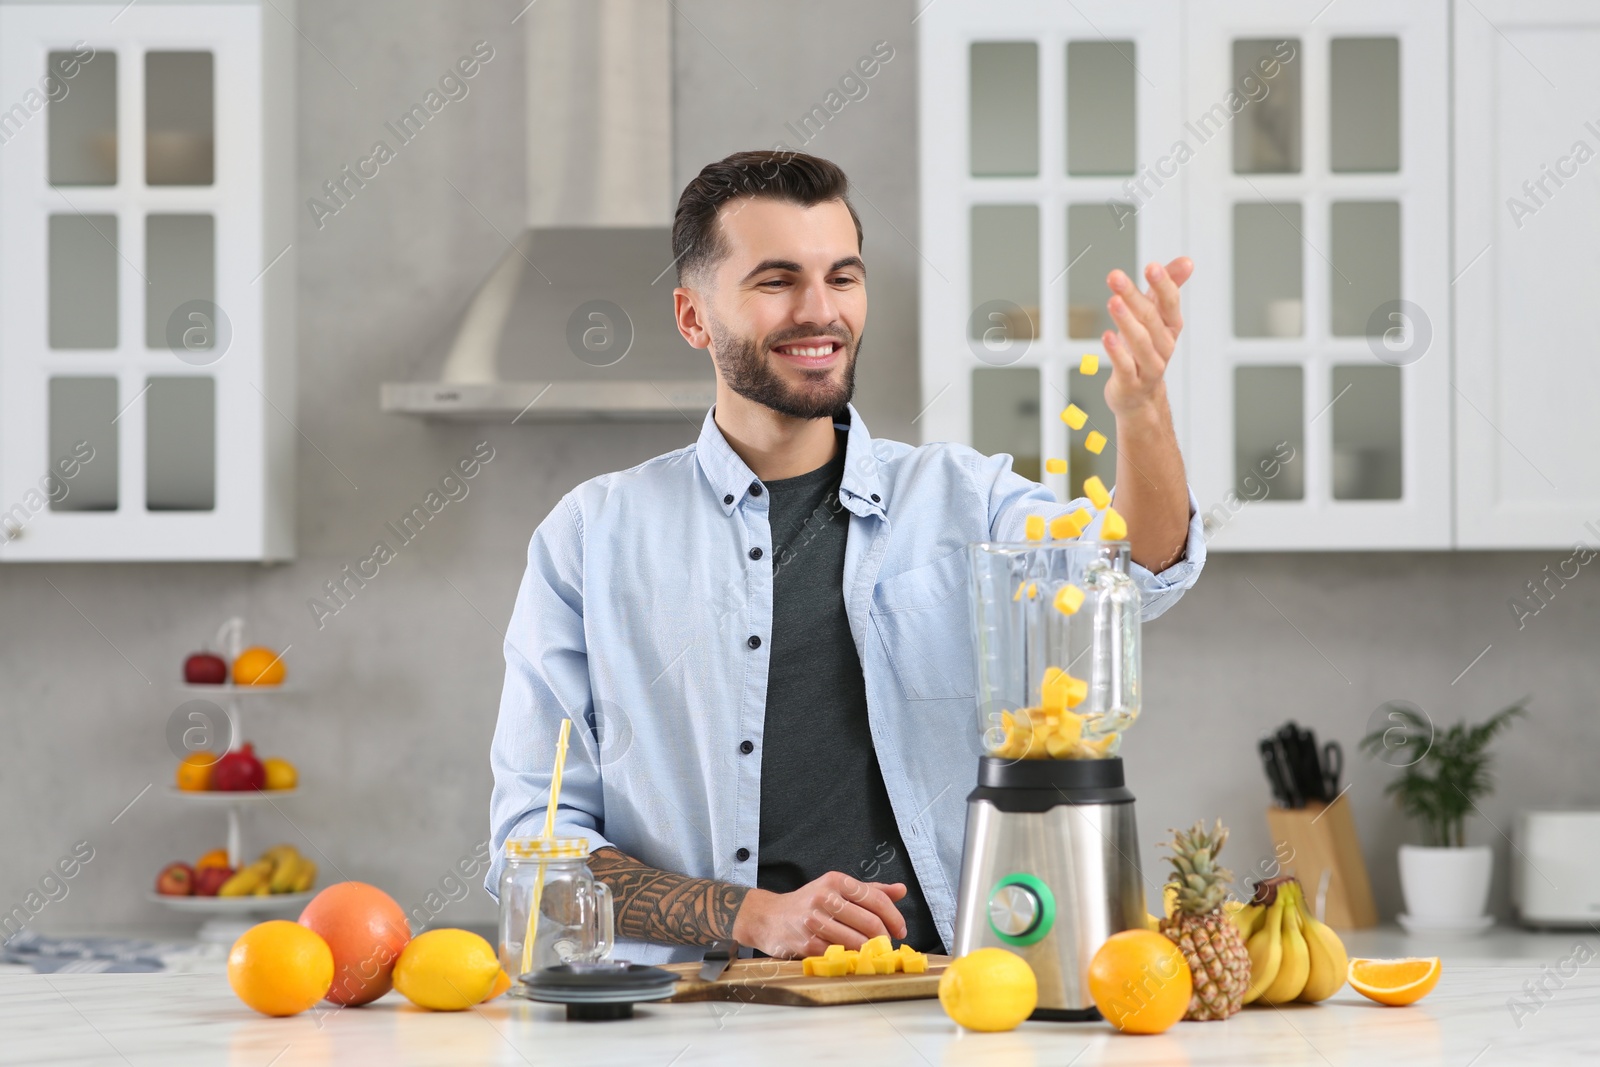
[1398,844,1493,922]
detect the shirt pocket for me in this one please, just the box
[870,547,977,702]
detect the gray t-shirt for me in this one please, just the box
[755,429,942,952]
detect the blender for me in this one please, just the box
[951,538,1145,1020]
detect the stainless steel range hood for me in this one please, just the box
[381,0,716,422]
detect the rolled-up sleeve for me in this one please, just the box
[485,495,616,901]
[971,449,1206,621]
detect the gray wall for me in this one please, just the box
[0,1,1591,943]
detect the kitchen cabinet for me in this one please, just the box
[917,1,1185,508]
[0,1,295,561]
[1184,0,1451,550]
[924,1,1581,552]
[1454,0,1600,548]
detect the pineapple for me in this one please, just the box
[1157,820,1251,1021]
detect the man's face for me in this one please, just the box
[679,197,867,420]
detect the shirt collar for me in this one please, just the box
[695,401,887,519]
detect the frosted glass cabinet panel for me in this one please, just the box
[972,367,1042,482]
[1330,38,1400,173]
[970,42,1038,177]
[970,204,1040,341]
[1065,41,1135,175]
[0,2,295,560]
[1066,203,1135,340]
[46,49,116,186]
[146,51,216,185]
[49,214,118,349]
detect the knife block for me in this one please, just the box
[1264,797,1378,930]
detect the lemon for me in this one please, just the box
[392,929,501,1011]
[938,948,1038,1032]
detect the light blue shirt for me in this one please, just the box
[486,402,1206,964]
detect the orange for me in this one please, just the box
[298,882,412,1006]
[233,646,286,686]
[175,752,214,791]
[263,757,298,791]
[196,848,230,870]
[228,920,333,1017]
[1088,929,1192,1034]
[482,968,512,1003]
[1347,957,1442,1006]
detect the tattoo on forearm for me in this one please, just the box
[589,847,748,946]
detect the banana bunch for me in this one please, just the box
[1236,878,1348,1005]
[217,844,318,897]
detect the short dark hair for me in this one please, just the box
[672,150,864,288]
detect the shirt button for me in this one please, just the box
[747,635,761,649]
[723,494,734,505]
[871,493,881,503]
[736,847,751,862]
[749,547,763,560]
[739,740,754,754]
[749,482,763,497]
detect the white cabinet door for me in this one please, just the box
[1455,0,1600,548]
[0,2,293,561]
[1185,0,1451,550]
[918,1,1184,506]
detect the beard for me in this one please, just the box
[707,315,859,420]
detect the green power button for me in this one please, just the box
[986,873,1056,947]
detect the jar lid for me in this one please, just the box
[506,836,589,860]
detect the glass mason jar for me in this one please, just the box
[498,837,614,980]
[969,539,1141,759]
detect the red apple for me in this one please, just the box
[212,743,266,791]
[184,651,228,685]
[156,862,195,896]
[193,866,233,896]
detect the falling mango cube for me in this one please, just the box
[1050,513,1083,539]
[1054,584,1085,616]
[1025,515,1045,541]
[1061,404,1087,430]
[1101,506,1127,541]
[1085,431,1107,455]
[1080,353,1099,375]
[1071,507,1092,530]
[1083,476,1111,510]
[1045,457,1067,475]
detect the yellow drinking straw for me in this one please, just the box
[520,716,572,977]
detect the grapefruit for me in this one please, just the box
[298,882,411,1006]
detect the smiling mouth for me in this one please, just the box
[772,340,844,364]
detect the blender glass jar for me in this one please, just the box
[969,539,1141,759]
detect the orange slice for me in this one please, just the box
[1347,957,1441,1006]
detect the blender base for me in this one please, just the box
[1030,1005,1104,1023]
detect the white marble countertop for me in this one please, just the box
[4,927,1598,1066]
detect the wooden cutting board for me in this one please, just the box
[663,955,950,1006]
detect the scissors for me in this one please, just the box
[1319,740,1344,801]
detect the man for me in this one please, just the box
[487,150,1205,965]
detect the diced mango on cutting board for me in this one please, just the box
[801,938,928,977]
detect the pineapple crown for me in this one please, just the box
[1162,819,1235,916]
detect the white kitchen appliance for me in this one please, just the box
[1512,809,1600,927]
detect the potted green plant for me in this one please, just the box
[1359,699,1527,931]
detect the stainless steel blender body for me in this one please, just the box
[951,760,1148,1019]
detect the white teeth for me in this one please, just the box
[777,344,834,357]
